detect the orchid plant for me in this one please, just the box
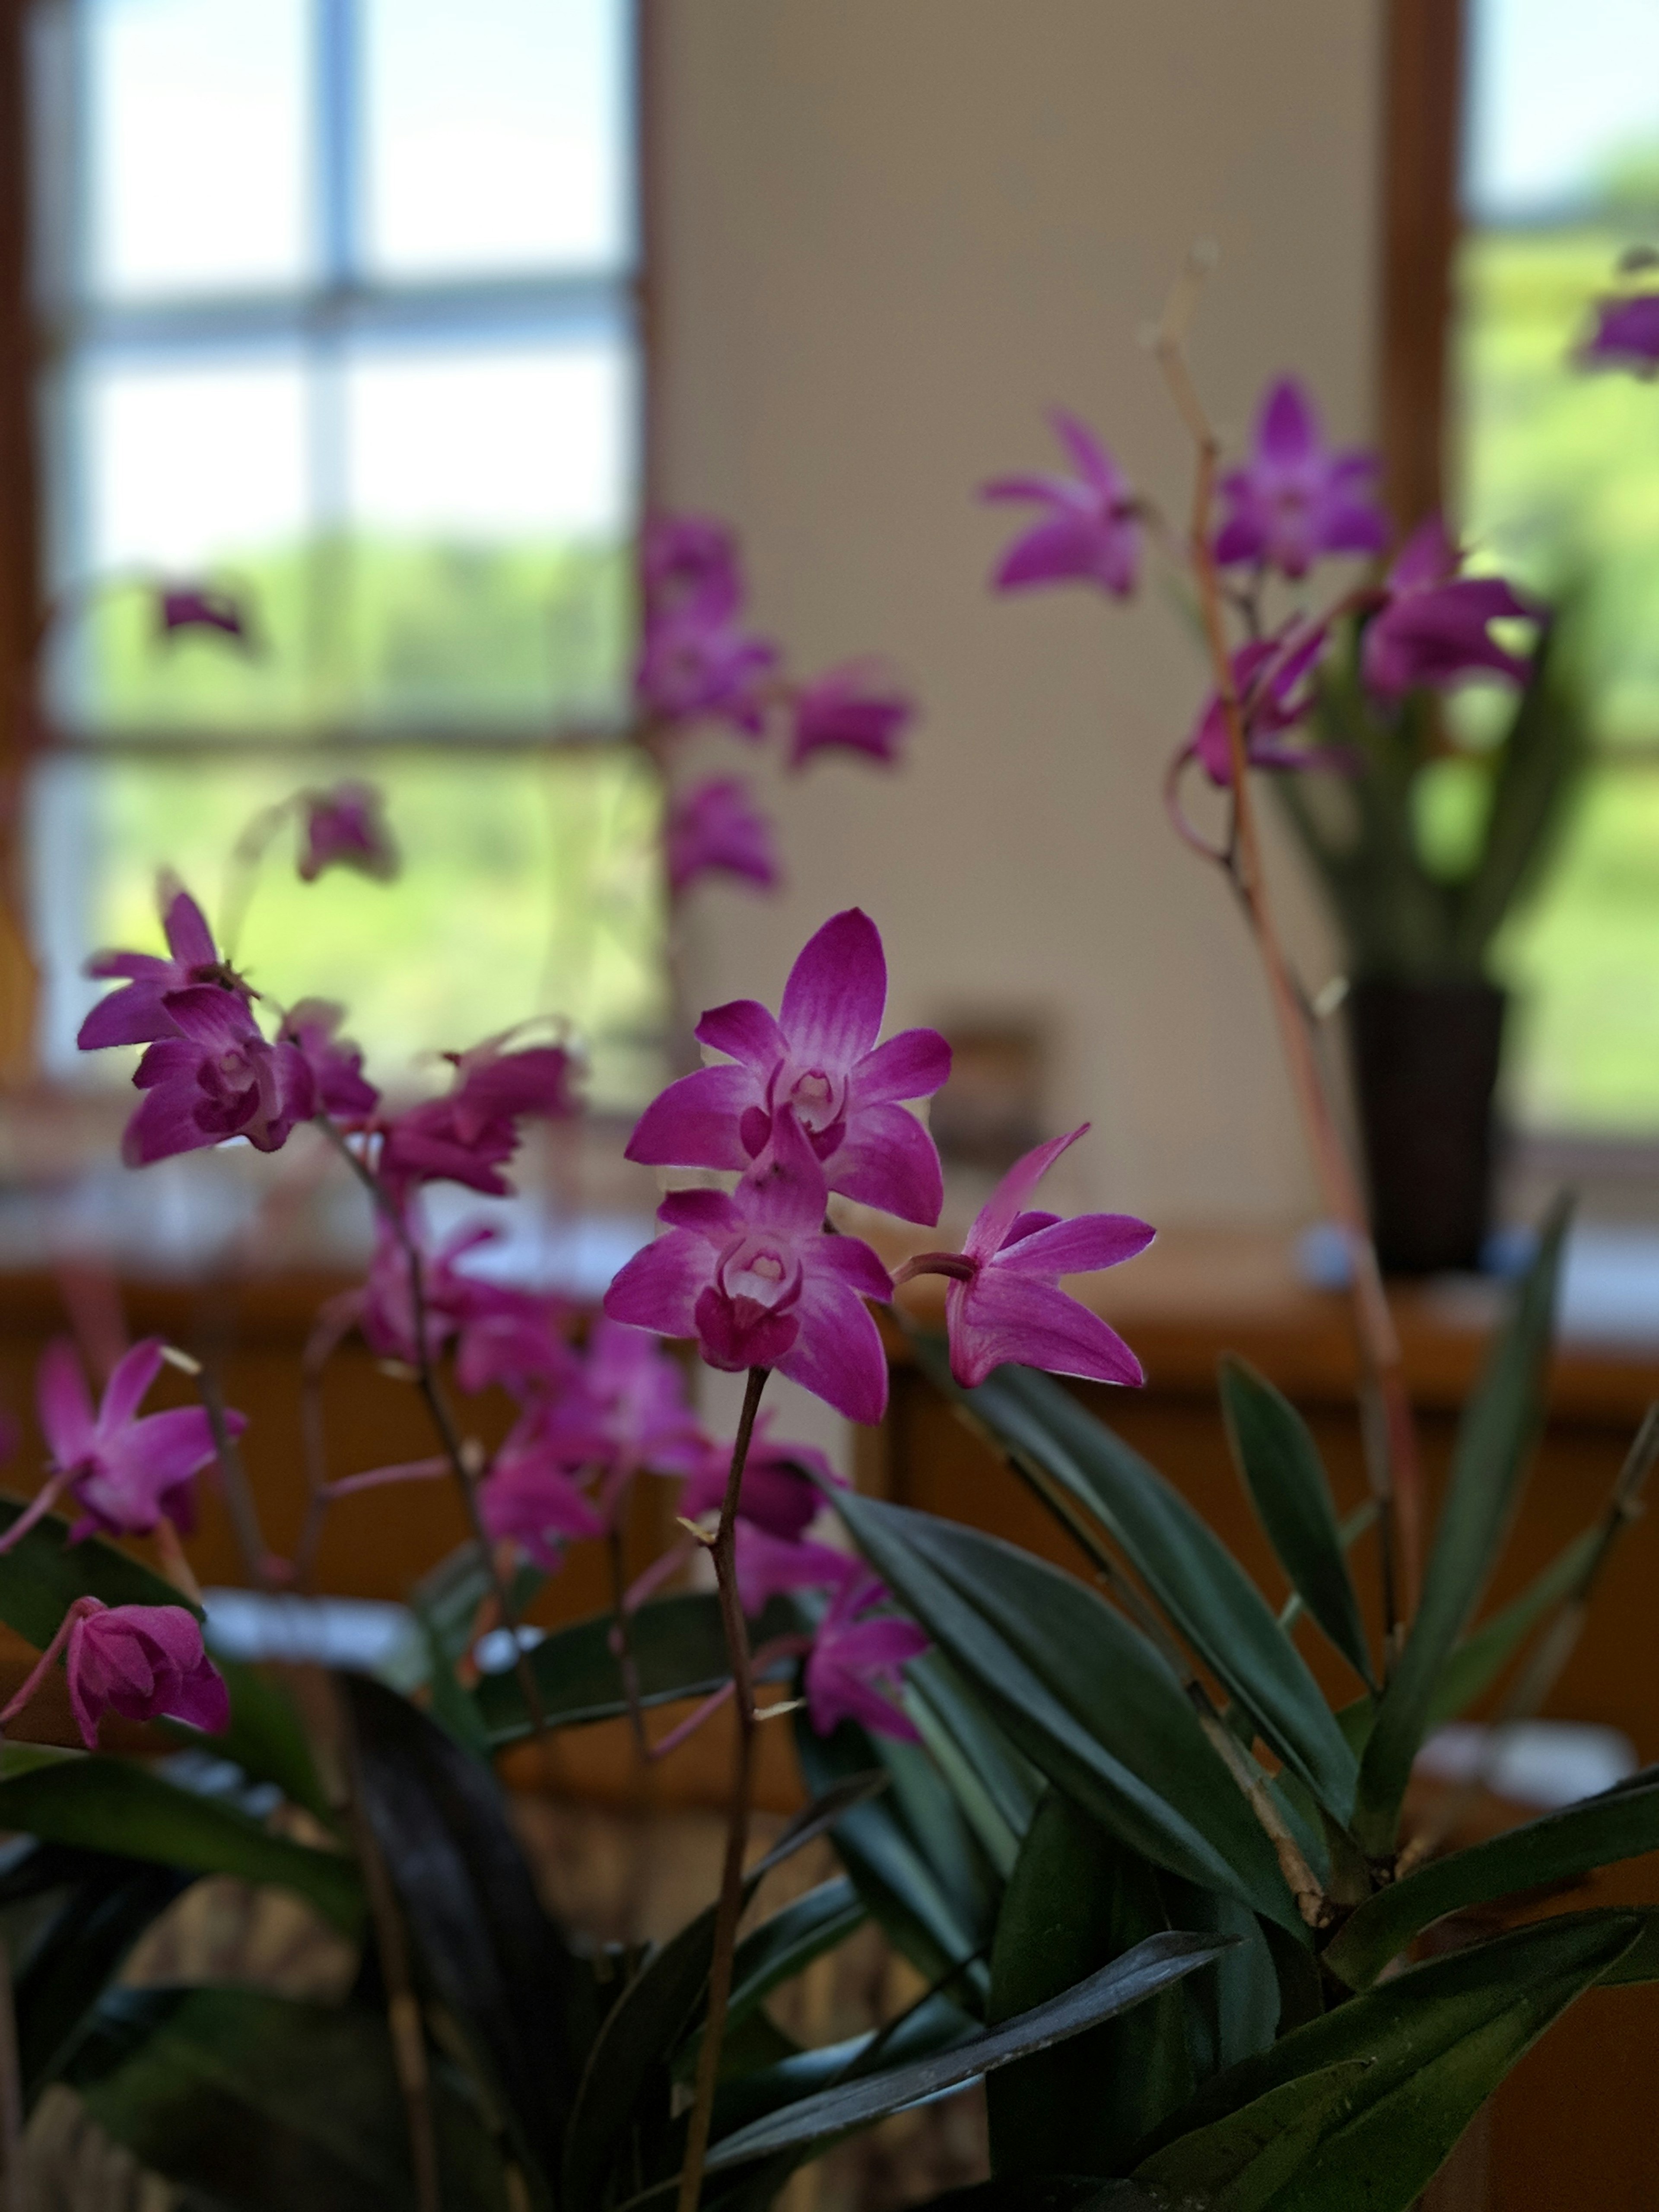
[0,257,1656,2212]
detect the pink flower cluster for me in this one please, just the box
[636,515,915,902]
[982,375,1544,805]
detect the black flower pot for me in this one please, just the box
[1346,977,1507,1276]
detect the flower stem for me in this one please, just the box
[676,1364,769,2212]
[1154,268,1421,1634]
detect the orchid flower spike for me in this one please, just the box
[78,879,250,1052]
[1213,377,1388,581]
[627,908,950,1227]
[896,1125,1152,1389]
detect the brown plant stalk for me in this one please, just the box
[676,1363,770,2212]
[1153,258,1423,1636]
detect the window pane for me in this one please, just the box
[1458,1,1659,1131]
[363,0,631,279]
[51,348,313,730]
[84,0,311,298]
[31,748,667,1111]
[342,337,634,725]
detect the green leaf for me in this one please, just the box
[560,1775,887,2212]
[1427,1523,1601,1729]
[709,1993,976,2150]
[795,1714,995,2003]
[986,1791,1193,2177]
[67,1985,508,2211]
[833,1490,1301,1932]
[922,1352,1357,1823]
[164,1659,338,1829]
[341,1672,585,2185]
[904,1652,1042,1881]
[0,1494,202,1646]
[675,1879,865,2083]
[473,1593,799,1746]
[1326,1765,1659,1988]
[1131,1911,1640,2212]
[1219,1356,1375,1689]
[704,1931,1232,2174]
[15,1856,190,2099]
[0,1759,361,1934]
[1354,1205,1570,1853]
[1132,2062,1370,2212]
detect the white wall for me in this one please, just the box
[651,0,1380,1227]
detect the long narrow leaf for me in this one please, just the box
[0,1760,361,1934]
[1132,2062,1369,2212]
[922,1351,1357,1821]
[1427,1523,1601,1729]
[15,1858,190,2098]
[1219,1357,1375,1688]
[706,1932,1230,2172]
[1325,1765,1659,1988]
[833,1491,1301,1932]
[1354,1205,1570,1853]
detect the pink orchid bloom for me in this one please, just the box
[604,1112,894,1423]
[982,410,1141,597]
[157,585,249,643]
[63,1600,229,1746]
[354,1219,578,1398]
[123,987,314,1166]
[1177,623,1354,792]
[679,1414,844,1540]
[296,782,399,884]
[377,1036,578,1198]
[78,882,250,1052]
[568,1319,706,1487]
[1360,517,1538,702]
[1578,289,1659,375]
[477,1421,605,1571]
[899,1125,1152,1389]
[9,1338,238,1551]
[734,1523,858,1615]
[278,999,378,1122]
[635,602,779,736]
[664,777,781,900]
[626,909,950,1228]
[642,513,744,623]
[1213,377,1388,580]
[788,663,914,771]
[804,1569,929,1742]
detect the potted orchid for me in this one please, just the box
[0,261,1656,2212]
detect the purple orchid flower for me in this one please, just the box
[642,513,744,622]
[788,664,914,771]
[278,1000,378,1122]
[1578,288,1659,375]
[665,777,781,900]
[78,883,249,1052]
[478,1424,606,1572]
[64,1600,229,1746]
[123,988,314,1166]
[982,410,1141,597]
[680,1415,845,1541]
[1177,623,1352,791]
[1213,377,1389,580]
[804,1568,929,1742]
[296,782,399,884]
[158,585,249,644]
[534,1319,707,1523]
[1360,516,1538,702]
[626,908,950,1228]
[635,604,779,737]
[3,1337,238,1552]
[604,1112,894,1423]
[734,1522,858,1615]
[377,1036,578,1199]
[898,1125,1152,1389]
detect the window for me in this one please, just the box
[1454,0,1659,1133]
[24,0,664,1109]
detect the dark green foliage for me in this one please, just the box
[986,1793,1194,2177]
[1354,1204,1569,1852]
[0,1494,201,1645]
[1218,1356,1375,1688]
